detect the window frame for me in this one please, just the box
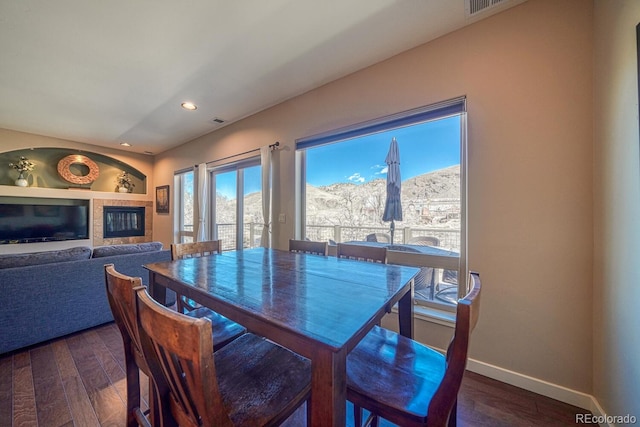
[295,97,468,310]
[173,168,194,243]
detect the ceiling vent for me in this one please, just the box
[211,117,225,124]
[465,0,509,17]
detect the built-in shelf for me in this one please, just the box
[0,148,147,194]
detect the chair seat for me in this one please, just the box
[347,325,446,425]
[185,307,246,351]
[214,333,311,426]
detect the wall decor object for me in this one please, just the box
[9,156,35,187]
[57,154,100,185]
[116,171,135,193]
[156,185,170,214]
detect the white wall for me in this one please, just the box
[593,0,640,420]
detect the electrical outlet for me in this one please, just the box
[278,213,286,223]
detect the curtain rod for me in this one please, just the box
[195,141,280,167]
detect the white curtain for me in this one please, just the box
[196,162,208,242]
[260,146,272,248]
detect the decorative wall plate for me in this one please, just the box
[57,155,100,185]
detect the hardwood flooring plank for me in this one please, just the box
[460,371,539,416]
[30,345,73,427]
[0,355,13,427]
[83,329,128,403]
[66,332,126,426]
[51,340,100,427]
[96,321,151,412]
[95,323,126,369]
[12,351,37,427]
[535,394,597,425]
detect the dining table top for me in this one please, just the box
[145,247,419,352]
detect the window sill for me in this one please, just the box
[390,302,456,327]
[413,305,456,327]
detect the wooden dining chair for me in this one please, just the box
[171,240,222,313]
[105,265,247,426]
[104,264,159,427]
[289,238,329,256]
[169,241,246,350]
[337,242,388,263]
[134,285,312,427]
[347,272,482,427]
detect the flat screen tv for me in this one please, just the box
[0,196,90,244]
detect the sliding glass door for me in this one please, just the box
[210,159,262,251]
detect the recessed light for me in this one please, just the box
[181,102,197,111]
[120,142,131,147]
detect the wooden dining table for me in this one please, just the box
[145,247,419,427]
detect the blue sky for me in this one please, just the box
[215,165,261,199]
[306,116,461,187]
[212,116,460,198]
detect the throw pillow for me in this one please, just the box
[0,246,92,269]
[91,241,163,258]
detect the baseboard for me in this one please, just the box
[466,358,611,426]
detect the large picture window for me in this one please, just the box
[296,98,467,309]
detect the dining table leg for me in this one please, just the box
[398,279,414,338]
[310,347,347,427]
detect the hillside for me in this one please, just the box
[204,165,461,231]
[304,164,460,229]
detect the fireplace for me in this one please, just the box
[103,206,145,238]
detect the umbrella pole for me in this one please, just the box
[390,220,395,244]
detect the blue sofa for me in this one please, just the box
[0,243,175,354]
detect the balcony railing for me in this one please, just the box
[305,224,460,252]
[215,223,264,251]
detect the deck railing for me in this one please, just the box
[304,224,461,252]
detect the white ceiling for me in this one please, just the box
[0,0,525,155]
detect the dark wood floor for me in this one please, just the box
[0,323,595,427]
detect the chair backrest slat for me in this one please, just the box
[337,243,388,264]
[289,239,329,256]
[171,240,222,260]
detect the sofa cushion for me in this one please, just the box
[0,246,92,269]
[92,241,164,258]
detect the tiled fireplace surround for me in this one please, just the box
[93,199,153,246]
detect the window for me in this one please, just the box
[210,159,263,251]
[296,98,467,309]
[174,170,194,243]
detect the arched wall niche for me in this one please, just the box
[0,147,147,194]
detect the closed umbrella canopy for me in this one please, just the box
[382,137,402,243]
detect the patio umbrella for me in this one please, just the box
[382,137,402,244]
